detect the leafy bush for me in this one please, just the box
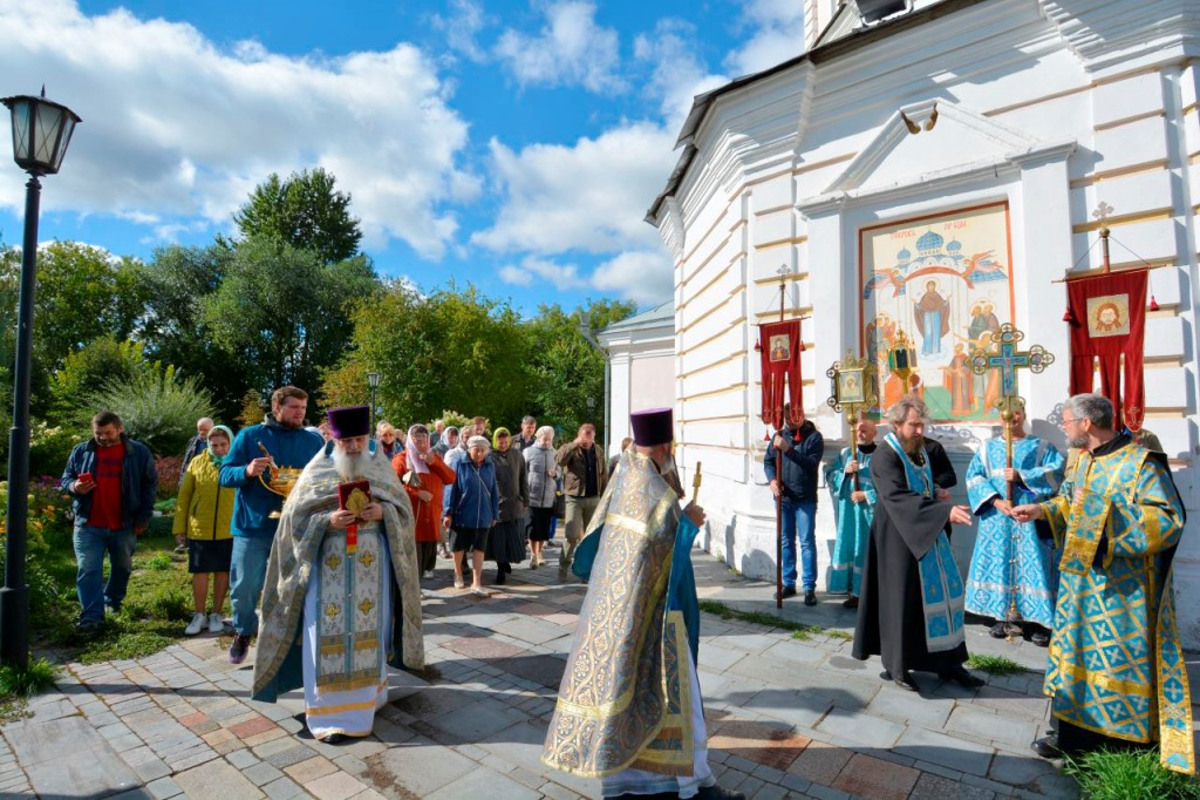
[83,369,215,457]
[48,337,155,426]
[154,456,182,498]
[28,422,85,483]
[0,657,58,697]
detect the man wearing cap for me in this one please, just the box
[543,408,745,800]
[220,386,324,664]
[253,406,423,744]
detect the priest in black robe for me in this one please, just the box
[852,395,984,693]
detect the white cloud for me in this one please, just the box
[591,250,673,305]
[499,255,588,291]
[725,0,806,76]
[633,19,729,131]
[0,0,477,259]
[472,122,676,256]
[498,251,673,306]
[430,0,489,63]
[494,1,623,94]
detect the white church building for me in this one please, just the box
[621,0,1200,640]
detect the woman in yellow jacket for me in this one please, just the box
[173,425,236,635]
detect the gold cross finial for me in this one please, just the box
[1092,202,1114,226]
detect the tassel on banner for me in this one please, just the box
[1149,294,1160,312]
[1062,305,1076,324]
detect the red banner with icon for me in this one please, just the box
[1065,270,1146,431]
[759,320,804,429]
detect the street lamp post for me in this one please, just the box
[0,89,81,670]
[367,371,381,432]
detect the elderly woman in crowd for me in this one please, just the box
[393,424,455,579]
[523,426,558,568]
[485,427,529,585]
[443,435,499,596]
[173,424,236,636]
[436,425,461,557]
[376,421,402,460]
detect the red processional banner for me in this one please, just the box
[758,320,804,429]
[1066,270,1146,431]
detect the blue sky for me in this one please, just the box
[2,0,805,314]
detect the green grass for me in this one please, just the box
[965,654,1027,676]
[0,657,58,696]
[1063,748,1200,800]
[20,521,206,665]
[698,599,850,641]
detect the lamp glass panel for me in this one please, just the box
[9,99,30,162]
[34,103,73,172]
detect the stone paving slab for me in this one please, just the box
[11,549,1199,799]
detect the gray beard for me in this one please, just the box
[333,449,367,482]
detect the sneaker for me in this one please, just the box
[775,586,797,600]
[229,634,251,664]
[207,613,225,634]
[185,612,206,636]
[804,590,818,607]
[471,587,490,598]
[454,577,465,589]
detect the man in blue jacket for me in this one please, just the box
[220,386,323,664]
[61,410,158,631]
[764,405,825,605]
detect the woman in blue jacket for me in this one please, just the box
[443,435,499,596]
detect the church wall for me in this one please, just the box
[656,0,1200,639]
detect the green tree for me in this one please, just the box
[203,237,379,415]
[322,282,530,427]
[138,243,250,423]
[233,168,363,264]
[0,241,148,415]
[523,298,636,440]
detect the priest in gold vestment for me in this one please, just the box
[1012,393,1193,774]
[542,407,743,800]
[252,406,423,743]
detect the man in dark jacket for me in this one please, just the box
[764,406,825,605]
[61,410,158,631]
[220,386,323,664]
[555,422,607,567]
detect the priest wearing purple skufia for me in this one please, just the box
[542,407,744,800]
[253,406,423,744]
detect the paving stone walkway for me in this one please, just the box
[4,547,1198,799]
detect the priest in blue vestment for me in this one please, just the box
[965,403,1064,646]
[1012,393,1193,774]
[542,407,743,800]
[852,395,984,693]
[825,418,879,608]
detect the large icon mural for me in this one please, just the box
[860,202,1016,422]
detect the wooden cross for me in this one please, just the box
[969,323,1054,398]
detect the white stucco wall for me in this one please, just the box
[653,0,1200,641]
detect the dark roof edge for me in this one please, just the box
[645,0,992,225]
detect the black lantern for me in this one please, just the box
[2,90,80,176]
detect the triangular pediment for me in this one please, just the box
[822,100,1063,196]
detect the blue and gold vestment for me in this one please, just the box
[1039,438,1194,774]
[542,450,701,779]
[965,435,1064,626]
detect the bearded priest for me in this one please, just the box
[252,405,423,744]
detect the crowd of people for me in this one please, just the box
[54,385,1193,793]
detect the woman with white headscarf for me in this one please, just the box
[392,424,455,579]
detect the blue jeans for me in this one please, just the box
[781,499,817,591]
[73,525,136,623]
[230,536,272,636]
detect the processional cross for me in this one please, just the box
[969,322,1055,636]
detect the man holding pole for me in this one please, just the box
[826,418,878,608]
[764,404,824,605]
[964,402,1064,645]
